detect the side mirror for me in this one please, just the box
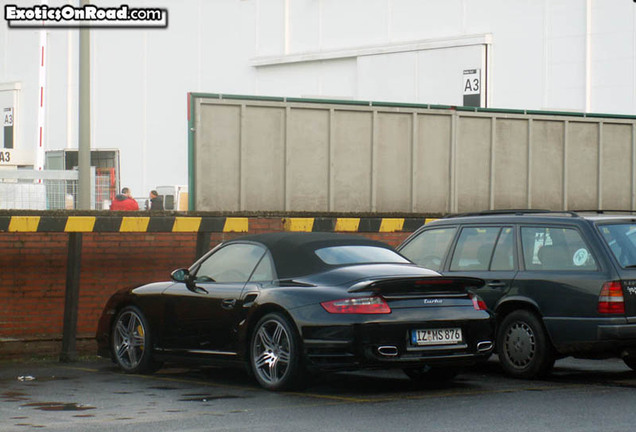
[170,268,189,283]
[170,268,208,294]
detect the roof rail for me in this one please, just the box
[444,209,580,218]
[573,209,636,215]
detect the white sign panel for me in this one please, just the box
[3,108,13,126]
[463,69,481,95]
[0,149,32,166]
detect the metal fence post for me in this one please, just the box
[195,232,210,260]
[60,232,82,362]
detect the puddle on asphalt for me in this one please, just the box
[22,402,96,411]
[179,394,242,402]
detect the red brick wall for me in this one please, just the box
[0,219,412,358]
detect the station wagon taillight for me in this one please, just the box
[598,281,625,314]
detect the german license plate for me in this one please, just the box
[411,328,462,346]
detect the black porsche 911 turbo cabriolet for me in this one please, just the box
[97,232,494,390]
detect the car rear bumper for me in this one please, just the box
[298,314,494,371]
[302,335,494,371]
[545,317,636,355]
[598,323,636,340]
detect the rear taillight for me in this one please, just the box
[321,296,391,314]
[470,294,488,311]
[598,281,625,314]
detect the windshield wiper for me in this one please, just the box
[624,264,636,269]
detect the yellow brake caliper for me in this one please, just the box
[137,325,145,351]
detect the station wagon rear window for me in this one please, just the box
[315,246,410,265]
[521,226,597,271]
[598,223,636,268]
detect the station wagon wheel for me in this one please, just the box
[112,306,161,374]
[497,310,554,379]
[249,312,305,391]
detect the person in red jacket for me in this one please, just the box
[110,187,139,211]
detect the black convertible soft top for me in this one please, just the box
[232,232,398,279]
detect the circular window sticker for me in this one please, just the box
[573,248,589,266]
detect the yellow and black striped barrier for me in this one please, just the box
[0,216,249,233]
[281,217,437,232]
[0,215,437,233]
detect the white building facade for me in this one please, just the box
[1,0,635,199]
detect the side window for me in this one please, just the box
[450,227,500,271]
[195,243,266,283]
[399,227,457,271]
[249,253,276,282]
[521,226,597,271]
[599,224,636,267]
[491,227,515,271]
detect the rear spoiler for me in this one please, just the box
[347,276,485,295]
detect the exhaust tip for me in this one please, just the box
[377,345,399,357]
[477,341,493,352]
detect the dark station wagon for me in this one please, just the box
[398,210,636,379]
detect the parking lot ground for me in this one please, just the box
[2,356,636,431]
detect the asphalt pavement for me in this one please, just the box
[1,356,636,431]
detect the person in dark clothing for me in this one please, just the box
[149,190,163,211]
[110,187,139,211]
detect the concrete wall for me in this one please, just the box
[193,96,636,213]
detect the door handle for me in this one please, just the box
[487,281,506,288]
[222,299,237,309]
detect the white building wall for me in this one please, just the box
[1,0,635,200]
[590,0,635,113]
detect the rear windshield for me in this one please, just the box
[598,223,636,268]
[315,245,410,265]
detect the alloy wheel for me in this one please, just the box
[113,310,146,370]
[252,319,292,386]
[503,321,536,368]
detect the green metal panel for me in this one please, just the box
[189,92,636,120]
[525,109,586,118]
[222,94,285,102]
[188,93,195,211]
[371,101,433,110]
[286,97,371,106]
